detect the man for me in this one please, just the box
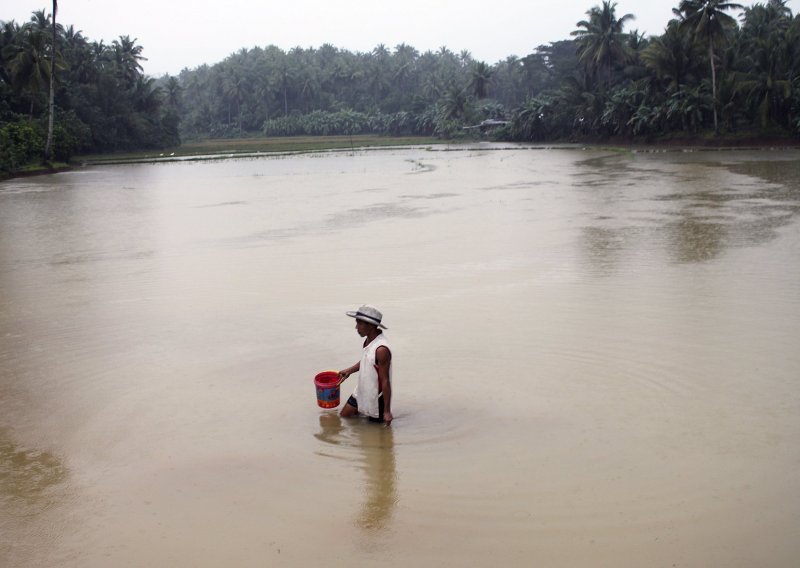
[338,305,393,425]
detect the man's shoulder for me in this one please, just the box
[375,343,392,360]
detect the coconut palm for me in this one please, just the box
[438,83,470,121]
[111,35,146,87]
[61,25,94,83]
[27,9,50,34]
[511,95,561,140]
[571,1,635,90]
[469,60,493,99]
[641,19,704,93]
[392,43,418,93]
[735,0,794,128]
[491,55,523,107]
[164,76,181,110]
[276,49,298,116]
[677,0,743,133]
[0,21,21,86]
[44,0,57,162]
[5,20,51,117]
[221,70,246,129]
[370,44,391,102]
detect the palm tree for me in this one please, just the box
[5,20,51,117]
[132,76,161,113]
[370,44,391,103]
[677,0,743,133]
[392,43,418,93]
[438,83,469,121]
[735,0,794,128]
[44,0,57,162]
[164,76,181,110]
[469,61,493,99]
[220,70,241,128]
[278,50,298,116]
[432,46,460,89]
[641,19,703,94]
[512,96,555,140]
[27,9,50,34]
[61,25,93,83]
[0,21,21,86]
[111,35,146,87]
[571,1,635,90]
[491,55,523,107]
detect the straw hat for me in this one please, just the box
[346,305,387,329]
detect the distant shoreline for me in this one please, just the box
[3,134,798,181]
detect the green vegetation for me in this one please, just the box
[1,8,179,175]
[77,135,445,165]
[174,0,800,145]
[2,0,799,177]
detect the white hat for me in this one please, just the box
[346,305,387,329]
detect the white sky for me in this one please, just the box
[4,0,799,76]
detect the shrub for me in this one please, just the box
[0,121,44,171]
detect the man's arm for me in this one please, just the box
[376,346,392,425]
[338,362,360,383]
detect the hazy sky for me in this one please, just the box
[4,0,799,76]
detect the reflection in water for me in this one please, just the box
[579,226,628,275]
[0,431,68,567]
[0,430,67,513]
[315,414,397,531]
[575,152,800,270]
[667,217,727,264]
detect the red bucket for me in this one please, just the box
[314,371,341,409]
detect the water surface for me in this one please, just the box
[1,145,799,567]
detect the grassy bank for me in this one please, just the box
[0,162,71,181]
[76,135,446,165]
[2,135,444,180]
[4,132,797,181]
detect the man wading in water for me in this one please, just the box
[338,305,393,425]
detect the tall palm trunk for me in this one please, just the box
[283,76,288,116]
[44,0,57,161]
[709,38,718,134]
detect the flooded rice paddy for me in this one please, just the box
[1,144,799,567]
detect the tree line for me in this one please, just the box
[512,0,800,141]
[2,0,799,173]
[1,8,179,172]
[176,0,800,142]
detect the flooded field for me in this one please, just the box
[1,144,799,567]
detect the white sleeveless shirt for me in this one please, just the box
[353,333,391,419]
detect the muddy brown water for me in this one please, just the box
[1,144,799,567]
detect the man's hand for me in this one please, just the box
[383,410,393,425]
[338,369,352,384]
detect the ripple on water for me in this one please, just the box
[0,430,68,515]
[313,402,478,453]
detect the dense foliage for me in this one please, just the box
[173,41,565,140]
[175,0,800,142]
[1,10,179,172]
[2,0,799,173]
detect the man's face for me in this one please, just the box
[355,319,370,337]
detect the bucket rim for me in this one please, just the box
[314,370,340,385]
